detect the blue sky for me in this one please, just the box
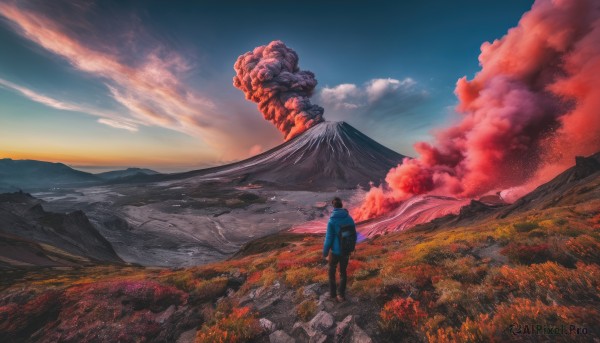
[0,0,533,172]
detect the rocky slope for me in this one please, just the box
[0,191,122,267]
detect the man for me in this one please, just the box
[322,197,357,302]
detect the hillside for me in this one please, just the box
[1,154,598,342]
[0,191,122,267]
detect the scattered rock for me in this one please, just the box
[257,295,281,312]
[155,305,176,324]
[303,283,320,298]
[238,295,253,307]
[317,294,336,310]
[270,330,296,343]
[334,315,353,342]
[310,331,328,343]
[260,318,277,333]
[349,323,373,343]
[309,311,335,332]
[292,322,310,341]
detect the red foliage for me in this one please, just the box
[44,280,190,342]
[379,297,426,336]
[501,242,552,264]
[0,290,61,340]
[399,264,442,288]
[346,259,365,277]
[246,271,262,284]
[276,256,320,271]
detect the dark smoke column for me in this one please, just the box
[233,40,324,140]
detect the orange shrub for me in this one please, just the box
[492,262,600,303]
[277,258,315,271]
[312,267,329,284]
[192,277,229,302]
[350,277,383,298]
[296,299,317,321]
[195,306,261,343]
[442,256,487,283]
[432,299,600,342]
[489,299,599,341]
[565,235,600,264]
[379,297,426,336]
[285,267,316,288]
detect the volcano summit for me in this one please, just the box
[186,121,406,190]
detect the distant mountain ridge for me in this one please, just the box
[96,167,159,180]
[0,159,161,191]
[0,158,100,191]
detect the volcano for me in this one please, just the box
[182,121,406,190]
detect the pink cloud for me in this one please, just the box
[0,77,138,131]
[0,1,215,137]
[355,0,600,220]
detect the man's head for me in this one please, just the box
[331,197,343,209]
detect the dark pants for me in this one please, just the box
[328,254,349,298]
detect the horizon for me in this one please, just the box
[0,0,533,172]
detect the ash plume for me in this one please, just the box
[233,40,324,140]
[355,0,600,220]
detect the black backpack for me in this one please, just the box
[338,224,357,256]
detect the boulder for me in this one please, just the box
[257,295,282,312]
[270,330,295,343]
[309,311,335,332]
[155,305,176,324]
[260,318,277,333]
[349,323,373,343]
[334,315,353,342]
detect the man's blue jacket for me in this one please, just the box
[323,208,356,257]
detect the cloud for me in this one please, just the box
[96,118,138,132]
[320,84,360,109]
[354,0,600,220]
[0,77,138,131]
[319,77,427,122]
[0,78,79,112]
[0,1,217,138]
[366,78,417,102]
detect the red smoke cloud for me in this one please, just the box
[355,0,600,220]
[233,41,325,140]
